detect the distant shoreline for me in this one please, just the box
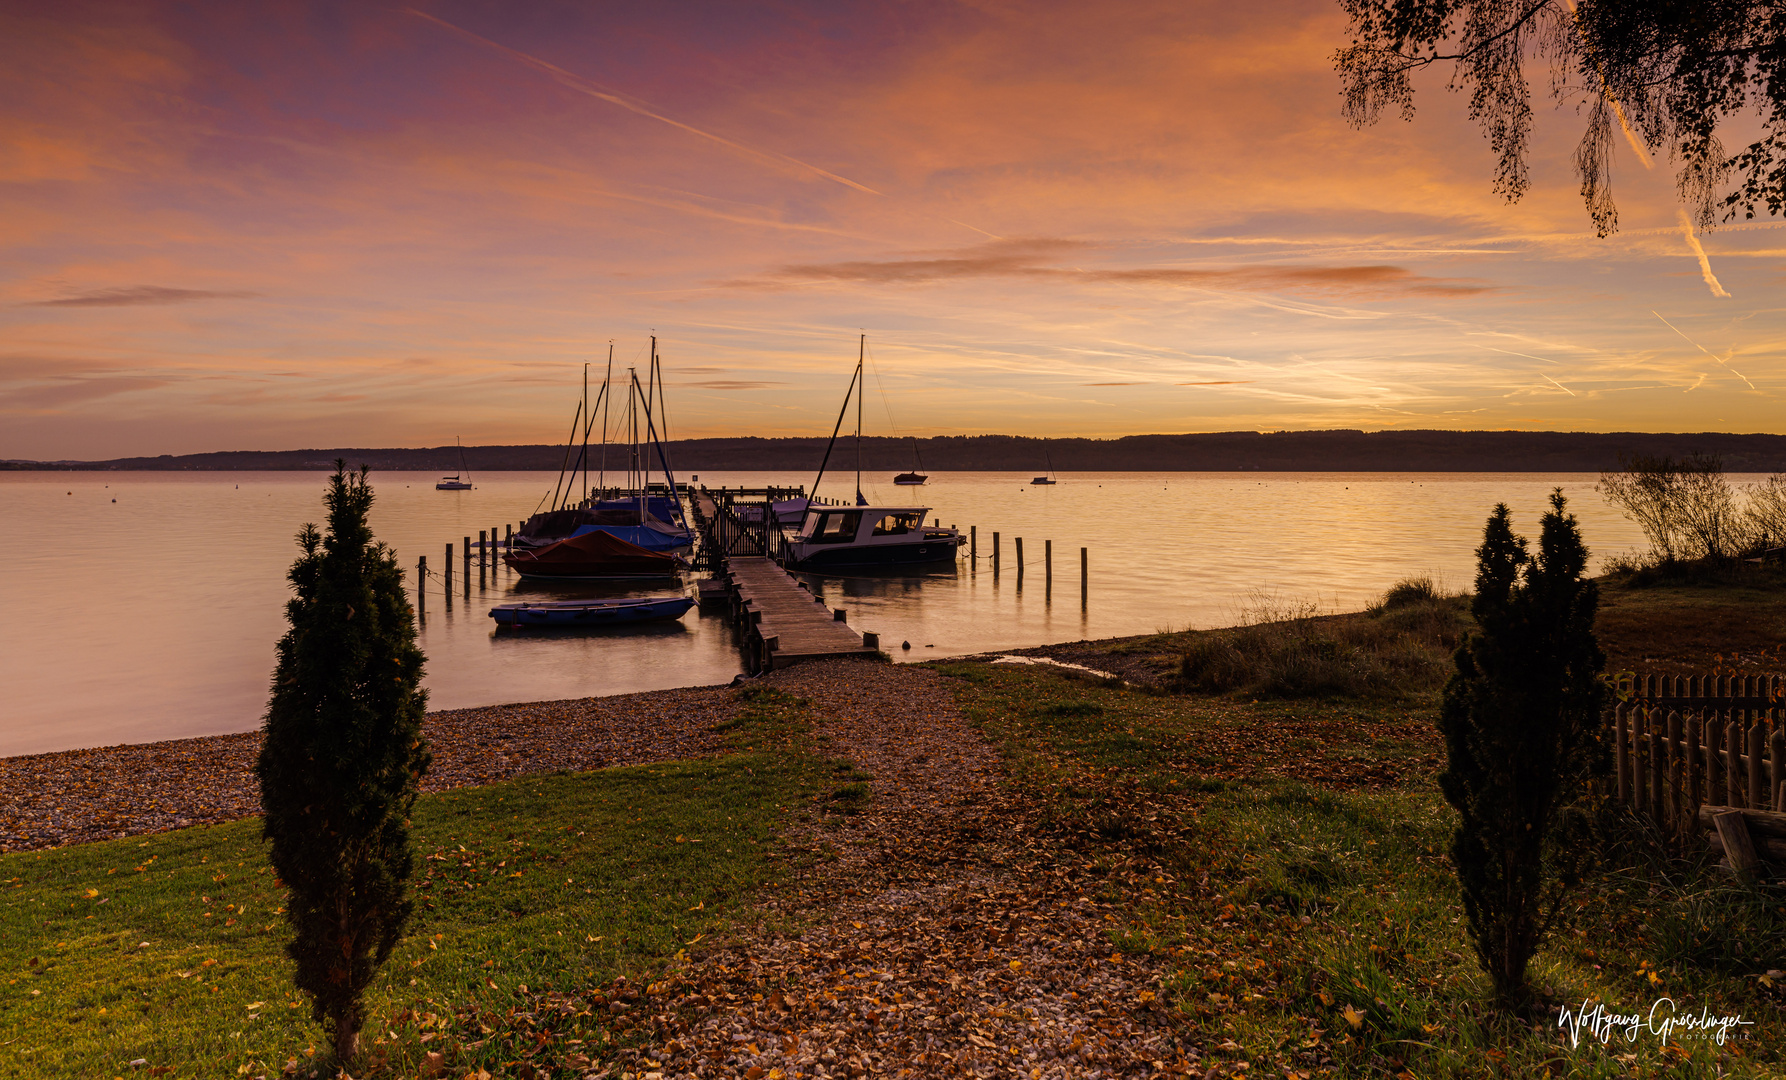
[8,429,1786,473]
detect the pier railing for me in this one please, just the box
[692,486,800,569]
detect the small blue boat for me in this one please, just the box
[489,596,694,627]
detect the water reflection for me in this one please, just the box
[0,469,1661,755]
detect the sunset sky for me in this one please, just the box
[3,0,1782,460]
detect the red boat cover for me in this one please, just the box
[504,529,678,576]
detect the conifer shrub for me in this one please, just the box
[257,462,430,1063]
[1439,491,1607,1012]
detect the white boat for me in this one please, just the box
[785,505,963,570]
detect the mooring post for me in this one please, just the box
[993,532,1000,575]
[463,536,471,596]
[416,556,427,621]
[445,543,453,592]
[1045,539,1052,599]
[1015,537,1024,586]
[1081,546,1088,609]
[970,525,977,568]
[478,530,487,585]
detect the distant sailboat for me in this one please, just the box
[1030,450,1058,485]
[893,438,928,485]
[436,437,473,490]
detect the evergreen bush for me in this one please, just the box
[1439,491,1607,1012]
[257,462,430,1063]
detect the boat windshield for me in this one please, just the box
[806,511,862,544]
[872,514,920,536]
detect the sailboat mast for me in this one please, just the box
[599,342,613,491]
[581,362,589,508]
[855,333,864,504]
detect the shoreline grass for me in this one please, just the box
[1,687,827,1079]
[935,659,1785,1077]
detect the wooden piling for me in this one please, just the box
[479,530,488,583]
[992,532,1000,575]
[444,543,453,591]
[970,526,977,567]
[1045,539,1052,598]
[1080,547,1088,608]
[1015,538,1024,585]
[416,556,427,620]
[463,536,471,596]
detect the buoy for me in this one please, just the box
[901,640,912,650]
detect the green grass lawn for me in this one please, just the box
[936,661,1786,1078]
[1,688,826,1079]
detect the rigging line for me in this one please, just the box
[549,399,584,512]
[863,340,903,440]
[809,362,861,503]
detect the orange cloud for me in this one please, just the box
[731,239,1492,297]
[28,286,258,307]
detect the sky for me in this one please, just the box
[2,0,1783,460]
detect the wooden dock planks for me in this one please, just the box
[727,557,878,668]
[692,488,878,670]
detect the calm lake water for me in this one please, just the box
[0,470,1659,757]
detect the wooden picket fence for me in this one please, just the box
[1612,674,1786,870]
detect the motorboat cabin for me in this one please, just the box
[785,506,964,569]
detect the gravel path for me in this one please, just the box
[607,660,1198,1079]
[0,685,740,853]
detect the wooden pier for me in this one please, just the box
[690,488,880,671]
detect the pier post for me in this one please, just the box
[505,523,513,553]
[970,526,977,568]
[445,543,453,592]
[1081,547,1088,609]
[1045,539,1052,599]
[993,532,1000,575]
[479,530,487,586]
[417,556,426,621]
[1015,537,1024,587]
[463,537,471,597]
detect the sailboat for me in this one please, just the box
[893,437,928,485]
[513,341,693,554]
[783,335,965,570]
[436,437,474,490]
[1030,450,1058,485]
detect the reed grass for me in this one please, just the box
[1174,577,1471,699]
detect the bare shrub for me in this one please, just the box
[1742,474,1786,551]
[1598,453,1744,561]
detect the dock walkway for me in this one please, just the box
[690,489,880,671]
[727,558,880,670]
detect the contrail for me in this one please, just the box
[1677,209,1732,298]
[406,9,883,196]
[1652,309,1755,390]
[1541,374,1577,397]
[1483,346,1560,365]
